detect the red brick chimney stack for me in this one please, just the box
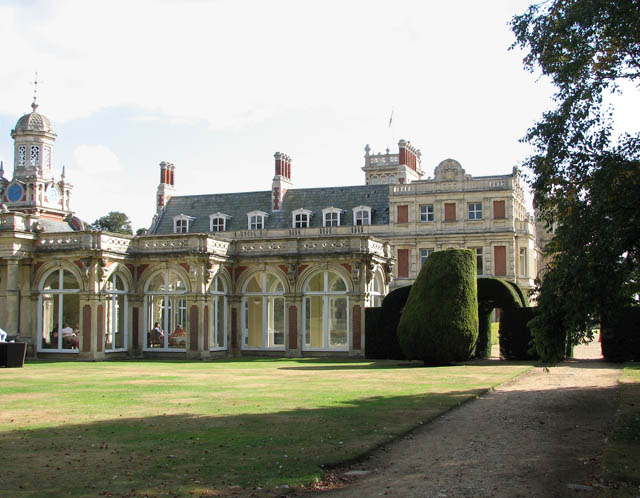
[157,161,176,213]
[272,152,292,211]
[159,161,175,186]
[274,152,291,180]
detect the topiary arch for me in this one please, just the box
[476,277,524,359]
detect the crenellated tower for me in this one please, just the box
[362,139,424,185]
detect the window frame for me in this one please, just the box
[37,268,81,353]
[322,207,342,227]
[302,270,350,352]
[209,212,231,232]
[209,275,228,351]
[468,202,483,220]
[353,205,372,226]
[519,247,528,277]
[474,247,484,276]
[173,214,194,233]
[419,204,434,222]
[292,208,313,229]
[247,210,268,230]
[419,248,434,268]
[104,272,128,352]
[143,269,189,352]
[241,271,286,351]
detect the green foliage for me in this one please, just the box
[511,0,640,363]
[476,278,524,359]
[397,249,478,365]
[499,307,539,360]
[365,286,412,360]
[91,211,133,235]
[601,307,640,362]
[505,280,529,307]
[364,307,391,359]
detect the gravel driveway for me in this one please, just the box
[308,340,621,498]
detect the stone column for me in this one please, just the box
[2,258,21,336]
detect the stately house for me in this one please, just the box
[0,102,540,360]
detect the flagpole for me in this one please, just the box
[389,107,395,151]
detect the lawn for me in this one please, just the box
[0,358,531,497]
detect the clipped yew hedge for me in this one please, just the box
[499,307,539,360]
[365,286,410,360]
[601,307,640,362]
[476,278,524,359]
[397,249,478,364]
[505,280,529,307]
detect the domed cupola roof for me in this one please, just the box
[13,102,54,134]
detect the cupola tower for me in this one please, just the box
[3,97,73,218]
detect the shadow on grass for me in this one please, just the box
[1,388,486,497]
[1,358,624,497]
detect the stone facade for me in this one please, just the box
[0,102,539,361]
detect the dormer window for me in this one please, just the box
[247,210,268,230]
[322,207,342,227]
[209,212,231,232]
[292,208,312,228]
[353,206,372,226]
[173,214,194,233]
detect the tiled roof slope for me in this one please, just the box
[152,184,389,234]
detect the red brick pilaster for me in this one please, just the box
[97,304,104,352]
[190,305,199,351]
[288,305,297,349]
[204,305,209,350]
[353,305,362,350]
[82,305,91,352]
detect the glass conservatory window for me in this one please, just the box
[209,275,227,350]
[145,270,188,350]
[39,269,81,352]
[241,271,285,350]
[105,273,128,351]
[303,270,349,351]
[367,272,384,308]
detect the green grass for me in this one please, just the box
[0,358,531,497]
[603,363,640,494]
[491,322,500,345]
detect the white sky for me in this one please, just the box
[0,0,608,230]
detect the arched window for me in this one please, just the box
[105,273,128,351]
[367,272,384,308]
[241,271,285,350]
[38,268,81,352]
[144,270,187,350]
[209,275,227,350]
[303,270,349,351]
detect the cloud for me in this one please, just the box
[73,144,121,173]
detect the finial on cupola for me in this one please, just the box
[0,160,4,177]
[31,72,40,112]
[61,165,66,180]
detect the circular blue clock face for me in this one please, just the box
[7,183,23,203]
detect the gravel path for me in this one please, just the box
[309,340,621,498]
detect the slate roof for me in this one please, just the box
[39,218,77,232]
[152,184,390,234]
